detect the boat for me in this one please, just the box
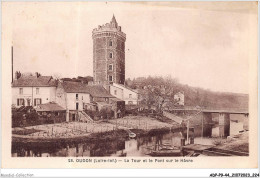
[129,132,136,139]
[119,153,127,157]
[159,145,175,150]
[148,149,182,157]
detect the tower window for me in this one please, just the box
[109,75,113,82]
[108,64,113,71]
[109,52,113,58]
[109,41,113,47]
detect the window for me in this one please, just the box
[109,64,113,71]
[109,41,113,46]
[109,75,113,82]
[114,90,117,95]
[76,94,78,100]
[129,94,132,98]
[34,98,42,106]
[109,52,113,58]
[17,98,25,106]
[82,96,84,100]
[128,101,133,105]
[19,88,23,94]
[36,88,39,94]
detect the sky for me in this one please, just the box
[2,2,258,94]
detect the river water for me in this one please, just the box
[12,120,244,157]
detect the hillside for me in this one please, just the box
[125,76,248,110]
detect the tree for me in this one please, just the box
[53,73,62,80]
[140,76,179,113]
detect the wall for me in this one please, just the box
[12,86,56,107]
[55,84,67,109]
[110,83,139,105]
[93,97,109,103]
[66,93,91,111]
[110,85,124,100]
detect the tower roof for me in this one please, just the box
[110,14,118,28]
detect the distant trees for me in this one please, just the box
[126,76,248,110]
[61,76,93,84]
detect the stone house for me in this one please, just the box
[174,91,185,106]
[109,83,140,105]
[56,81,125,121]
[12,75,57,107]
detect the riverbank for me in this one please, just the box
[12,116,179,144]
[214,131,249,153]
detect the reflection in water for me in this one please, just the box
[12,120,244,157]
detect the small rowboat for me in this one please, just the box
[129,132,136,139]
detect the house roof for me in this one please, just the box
[61,81,114,98]
[12,76,57,87]
[36,102,65,112]
[112,83,139,94]
[110,97,124,102]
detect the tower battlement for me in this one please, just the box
[92,15,126,40]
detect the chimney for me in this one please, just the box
[15,71,21,80]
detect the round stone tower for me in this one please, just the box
[92,15,126,85]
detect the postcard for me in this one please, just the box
[1,1,258,169]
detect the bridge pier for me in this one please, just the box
[202,113,212,137]
[219,113,230,137]
[243,114,249,131]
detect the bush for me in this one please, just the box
[12,111,24,127]
[99,107,114,120]
[12,109,40,127]
[26,111,39,125]
[84,110,97,119]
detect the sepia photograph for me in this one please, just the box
[1,1,258,170]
